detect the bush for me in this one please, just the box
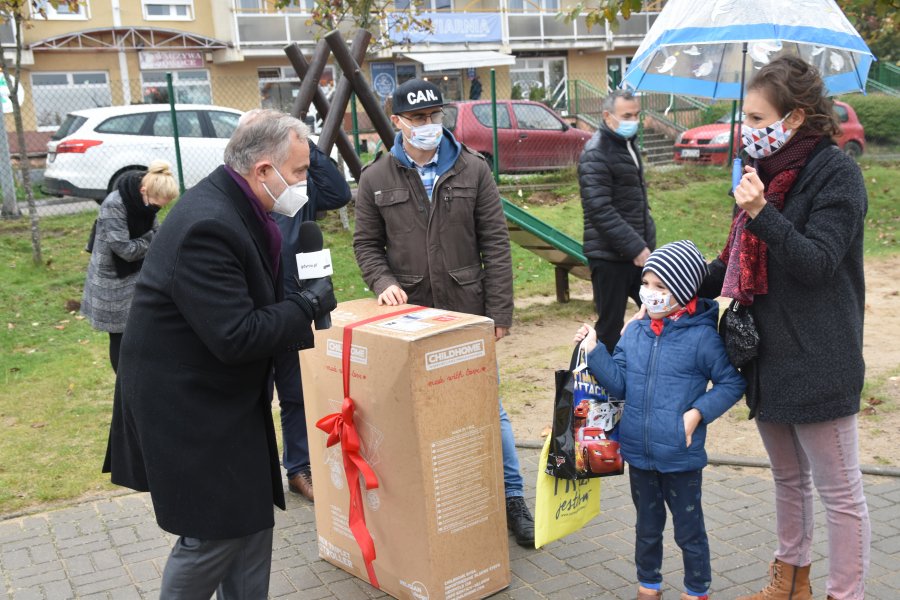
[842,94,900,143]
[511,84,523,100]
[528,86,546,102]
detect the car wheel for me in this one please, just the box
[844,141,863,159]
[108,168,147,203]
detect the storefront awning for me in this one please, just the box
[402,51,516,72]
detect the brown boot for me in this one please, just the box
[638,586,663,600]
[737,559,812,600]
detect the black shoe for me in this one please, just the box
[505,496,535,548]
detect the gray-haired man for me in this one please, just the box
[579,90,656,353]
[103,109,337,598]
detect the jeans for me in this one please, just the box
[499,398,523,498]
[273,351,310,478]
[756,415,870,600]
[589,259,643,354]
[629,466,711,595]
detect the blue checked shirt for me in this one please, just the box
[404,148,440,201]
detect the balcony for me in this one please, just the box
[232,2,660,54]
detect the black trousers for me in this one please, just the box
[108,332,123,374]
[589,259,643,354]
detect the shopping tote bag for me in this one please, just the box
[546,343,624,480]
[534,434,601,548]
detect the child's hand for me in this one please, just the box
[683,408,703,448]
[574,324,598,353]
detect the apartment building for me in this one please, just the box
[8,0,662,135]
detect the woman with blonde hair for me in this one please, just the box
[82,161,179,372]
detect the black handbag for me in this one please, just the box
[546,345,624,480]
[719,299,759,368]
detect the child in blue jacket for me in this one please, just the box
[575,240,745,600]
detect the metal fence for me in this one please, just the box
[1,68,717,220]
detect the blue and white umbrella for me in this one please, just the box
[621,0,875,99]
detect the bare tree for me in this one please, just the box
[0,1,81,264]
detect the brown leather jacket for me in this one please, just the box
[353,136,513,328]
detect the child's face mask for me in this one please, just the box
[639,287,677,315]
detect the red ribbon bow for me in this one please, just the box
[315,305,426,589]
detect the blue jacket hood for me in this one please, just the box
[390,128,461,178]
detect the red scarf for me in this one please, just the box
[719,132,822,304]
[650,297,697,336]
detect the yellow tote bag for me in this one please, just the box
[534,435,602,548]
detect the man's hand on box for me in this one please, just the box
[495,326,509,341]
[377,284,408,306]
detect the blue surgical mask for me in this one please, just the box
[612,116,639,138]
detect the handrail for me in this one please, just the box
[866,79,900,96]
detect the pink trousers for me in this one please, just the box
[756,414,870,600]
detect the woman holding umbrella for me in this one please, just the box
[700,56,869,600]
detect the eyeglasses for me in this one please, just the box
[402,110,444,126]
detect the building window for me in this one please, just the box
[32,0,90,19]
[142,0,193,20]
[278,0,315,11]
[141,70,211,104]
[396,64,418,86]
[508,0,557,12]
[393,0,451,9]
[31,71,110,131]
[258,66,334,115]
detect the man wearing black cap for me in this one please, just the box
[353,78,535,548]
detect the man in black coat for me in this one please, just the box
[579,89,656,353]
[271,141,351,502]
[102,109,337,598]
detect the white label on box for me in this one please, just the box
[425,339,486,371]
[376,314,435,333]
[325,339,368,364]
[296,249,333,279]
[318,535,353,569]
[413,308,447,319]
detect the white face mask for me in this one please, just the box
[399,118,443,151]
[639,287,677,315]
[263,167,308,217]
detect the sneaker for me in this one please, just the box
[505,496,534,548]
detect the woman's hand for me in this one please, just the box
[574,323,598,353]
[621,305,647,335]
[683,408,703,448]
[734,166,766,218]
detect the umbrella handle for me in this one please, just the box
[732,158,743,192]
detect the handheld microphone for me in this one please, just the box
[297,221,333,330]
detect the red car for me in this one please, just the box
[581,427,623,474]
[443,100,592,173]
[673,99,865,165]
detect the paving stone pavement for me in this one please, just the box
[1,448,898,599]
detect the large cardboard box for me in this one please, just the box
[300,299,511,600]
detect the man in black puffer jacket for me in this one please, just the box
[579,90,656,353]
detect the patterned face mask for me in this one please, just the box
[742,112,793,159]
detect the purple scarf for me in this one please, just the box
[224,165,282,277]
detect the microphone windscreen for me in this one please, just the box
[298,221,324,253]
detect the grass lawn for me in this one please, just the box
[1,161,897,516]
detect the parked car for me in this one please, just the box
[443,100,592,173]
[673,99,865,165]
[43,104,243,202]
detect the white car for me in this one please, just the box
[43,104,243,202]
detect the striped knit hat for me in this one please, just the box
[642,240,709,307]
